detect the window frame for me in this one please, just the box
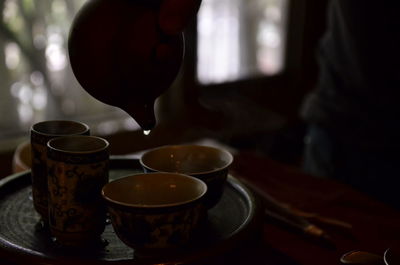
[179,0,329,123]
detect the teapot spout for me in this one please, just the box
[123,102,156,131]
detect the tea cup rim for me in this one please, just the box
[31,120,89,137]
[102,172,207,209]
[139,144,234,175]
[47,135,109,154]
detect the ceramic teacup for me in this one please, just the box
[30,120,90,224]
[102,172,207,256]
[47,135,109,247]
[140,145,234,208]
[12,140,31,173]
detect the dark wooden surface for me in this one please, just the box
[1,150,400,265]
[230,151,400,265]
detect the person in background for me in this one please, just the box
[162,0,400,208]
[301,0,400,208]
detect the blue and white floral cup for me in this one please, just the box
[30,120,90,225]
[140,145,233,208]
[47,135,109,247]
[102,172,207,257]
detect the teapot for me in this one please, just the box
[68,0,184,130]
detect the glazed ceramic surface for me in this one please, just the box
[102,173,207,255]
[140,145,233,208]
[12,141,31,173]
[0,158,260,264]
[47,135,109,247]
[30,120,90,223]
[68,0,184,130]
[385,247,400,265]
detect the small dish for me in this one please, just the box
[385,247,400,265]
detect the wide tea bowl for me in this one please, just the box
[101,172,207,256]
[140,145,234,208]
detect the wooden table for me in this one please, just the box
[228,151,400,265]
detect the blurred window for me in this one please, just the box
[0,0,289,147]
[0,0,137,146]
[197,0,288,84]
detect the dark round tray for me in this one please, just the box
[0,157,260,265]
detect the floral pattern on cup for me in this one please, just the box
[47,135,108,247]
[102,172,207,256]
[30,120,90,223]
[108,204,203,252]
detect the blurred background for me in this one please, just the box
[0,0,328,176]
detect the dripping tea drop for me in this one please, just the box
[143,130,151,136]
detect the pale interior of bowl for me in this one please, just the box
[141,145,233,174]
[102,173,207,207]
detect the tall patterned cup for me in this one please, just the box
[47,135,109,247]
[30,120,90,225]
